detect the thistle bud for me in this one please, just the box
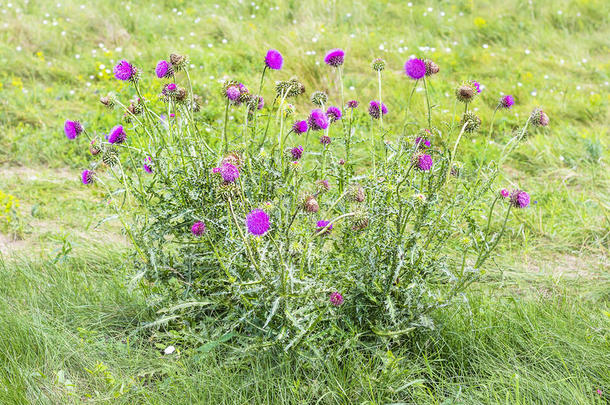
[461,112,482,133]
[371,57,386,71]
[425,59,440,76]
[311,91,328,107]
[351,211,369,231]
[102,147,119,167]
[89,139,101,156]
[315,179,330,194]
[348,185,366,203]
[169,53,189,71]
[530,107,550,127]
[221,151,243,168]
[303,195,319,213]
[100,94,116,109]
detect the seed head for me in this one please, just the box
[169,53,189,71]
[303,195,319,213]
[455,82,478,103]
[425,59,440,76]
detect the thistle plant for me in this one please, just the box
[64,48,542,353]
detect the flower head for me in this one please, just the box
[64,120,83,140]
[456,82,478,103]
[530,108,549,126]
[265,49,283,70]
[143,156,153,173]
[290,145,304,160]
[316,179,330,193]
[500,188,510,198]
[329,292,344,306]
[348,185,365,202]
[404,58,426,80]
[225,85,241,101]
[191,221,206,236]
[347,100,359,109]
[81,169,94,185]
[326,106,342,122]
[316,220,333,234]
[324,48,345,67]
[510,190,530,208]
[155,60,173,78]
[107,125,126,144]
[219,163,240,183]
[308,109,329,131]
[414,153,433,171]
[113,60,136,81]
[292,120,308,134]
[500,95,515,109]
[320,135,332,145]
[368,100,387,119]
[246,209,270,236]
[303,195,319,213]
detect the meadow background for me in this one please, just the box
[0,0,609,403]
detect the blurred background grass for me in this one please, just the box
[0,0,608,403]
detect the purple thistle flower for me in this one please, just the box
[155,60,172,78]
[226,86,240,101]
[500,95,515,109]
[472,81,482,93]
[324,48,345,67]
[290,145,304,160]
[113,60,135,81]
[347,100,359,109]
[143,156,153,173]
[320,135,331,145]
[415,154,433,171]
[191,221,206,236]
[264,49,283,70]
[219,163,239,183]
[329,291,344,306]
[64,120,83,140]
[308,109,329,131]
[107,125,126,144]
[81,169,93,185]
[415,137,431,149]
[368,100,387,119]
[510,190,530,208]
[292,120,308,134]
[500,188,510,198]
[316,220,333,234]
[404,58,426,80]
[326,106,342,122]
[246,209,270,236]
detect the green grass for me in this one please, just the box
[0,0,609,403]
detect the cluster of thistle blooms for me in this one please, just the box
[63,47,547,311]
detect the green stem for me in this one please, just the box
[222,99,230,153]
[423,76,432,128]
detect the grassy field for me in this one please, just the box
[1,0,609,403]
